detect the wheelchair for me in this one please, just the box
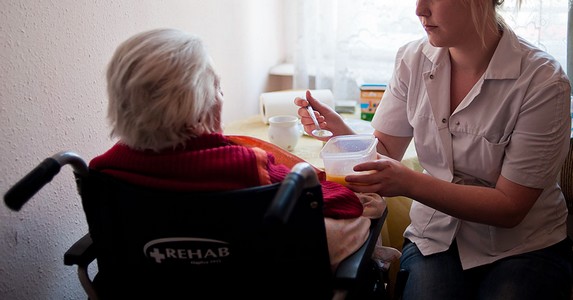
[5,151,389,299]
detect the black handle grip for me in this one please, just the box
[265,172,304,225]
[4,158,62,211]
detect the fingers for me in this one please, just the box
[294,90,320,107]
[352,160,384,172]
[297,105,310,118]
[294,95,311,121]
[305,90,328,111]
[294,96,309,108]
[294,90,330,136]
[306,90,315,104]
[294,90,320,122]
[345,161,386,186]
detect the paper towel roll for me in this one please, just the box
[259,89,334,124]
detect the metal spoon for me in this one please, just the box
[306,105,333,138]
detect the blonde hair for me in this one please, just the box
[467,0,522,48]
[106,28,222,152]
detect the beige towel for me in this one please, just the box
[325,216,371,271]
[326,192,398,271]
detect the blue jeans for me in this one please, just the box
[399,238,573,300]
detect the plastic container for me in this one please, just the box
[320,134,377,185]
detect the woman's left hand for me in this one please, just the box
[344,156,416,197]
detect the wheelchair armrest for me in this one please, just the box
[64,233,96,267]
[64,233,100,300]
[334,210,387,288]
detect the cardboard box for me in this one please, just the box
[360,84,386,121]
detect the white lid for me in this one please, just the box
[320,134,376,159]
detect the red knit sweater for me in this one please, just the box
[89,134,362,219]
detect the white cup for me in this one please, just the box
[268,115,302,152]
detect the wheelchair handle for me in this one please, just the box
[4,151,88,211]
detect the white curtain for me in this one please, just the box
[293,0,570,101]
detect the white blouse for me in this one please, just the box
[371,27,571,269]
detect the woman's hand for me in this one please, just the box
[294,90,354,140]
[344,155,416,197]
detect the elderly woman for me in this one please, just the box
[89,28,389,271]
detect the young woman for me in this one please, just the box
[295,0,573,299]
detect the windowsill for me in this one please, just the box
[269,63,295,76]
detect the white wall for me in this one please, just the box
[0,1,287,299]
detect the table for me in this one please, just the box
[224,114,325,167]
[223,114,418,170]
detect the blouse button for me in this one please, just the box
[456,121,460,125]
[441,118,447,123]
[430,74,434,79]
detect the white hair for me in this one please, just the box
[106,28,222,152]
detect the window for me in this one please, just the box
[292,0,569,101]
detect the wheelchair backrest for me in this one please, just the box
[80,168,334,299]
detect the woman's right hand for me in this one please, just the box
[294,90,354,140]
